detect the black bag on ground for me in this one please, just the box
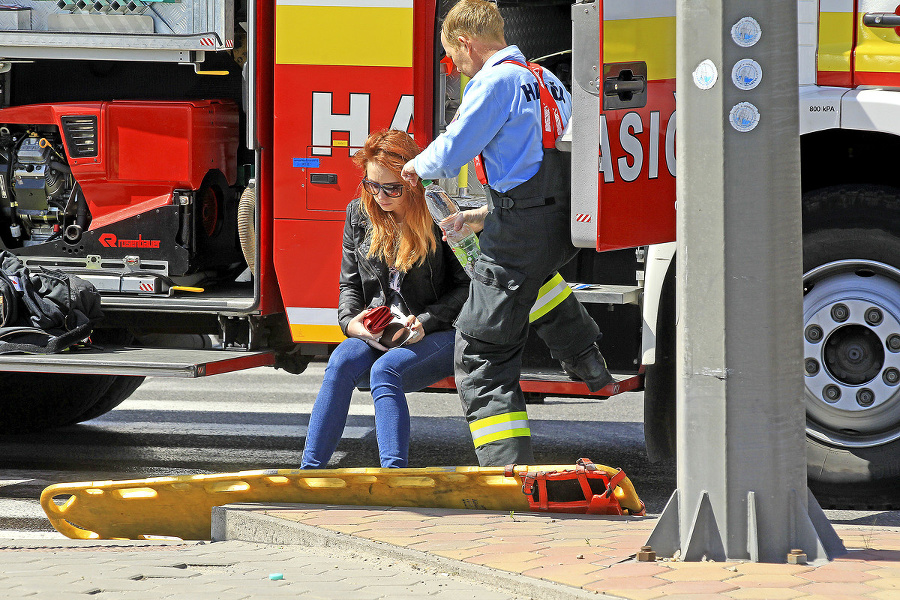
[0,250,103,354]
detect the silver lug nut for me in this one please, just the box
[865,307,884,326]
[856,388,875,407]
[831,303,849,322]
[805,325,824,343]
[884,368,900,385]
[887,334,900,352]
[823,385,841,402]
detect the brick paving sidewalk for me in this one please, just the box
[0,539,530,599]
[219,503,900,600]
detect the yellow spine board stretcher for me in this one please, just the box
[41,460,644,541]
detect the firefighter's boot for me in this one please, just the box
[560,343,614,392]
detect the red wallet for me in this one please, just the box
[362,305,393,334]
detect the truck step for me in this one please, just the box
[81,272,166,295]
[0,346,275,378]
[520,368,643,397]
[429,369,643,398]
[569,283,642,305]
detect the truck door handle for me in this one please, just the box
[863,12,900,27]
[602,62,648,111]
[604,77,645,97]
[310,173,337,185]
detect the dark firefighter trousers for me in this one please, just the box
[454,194,600,467]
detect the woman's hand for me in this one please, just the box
[347,311,389,351]
[403,315,423,345]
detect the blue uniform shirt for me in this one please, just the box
[413,45,571,194]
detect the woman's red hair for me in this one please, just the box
[353,129,436,271]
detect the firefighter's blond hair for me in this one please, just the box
[442,0,505,49]
[353,130,436,272]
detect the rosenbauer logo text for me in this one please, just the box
[99,233,160,249]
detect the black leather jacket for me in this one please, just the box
[338,199,470,337]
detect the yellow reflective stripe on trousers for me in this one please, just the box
[469,411,530,447]
[529,272,571,322]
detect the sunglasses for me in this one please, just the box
[362,178,405,198]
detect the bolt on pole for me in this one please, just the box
[645,0,846,563]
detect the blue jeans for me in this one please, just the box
[301,328,456,469]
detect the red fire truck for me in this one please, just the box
[0,0,896,507]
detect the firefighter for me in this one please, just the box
[401,0,613,466]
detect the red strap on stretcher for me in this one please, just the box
[504,458,642,516]
[473,60,564,185]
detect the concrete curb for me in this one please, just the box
[212,504,622,600]
[0,540,205,549]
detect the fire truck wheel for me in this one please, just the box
[63,376,146,425]
[0,373,117,433]
[643,258,676,463]
[803,210,900,507]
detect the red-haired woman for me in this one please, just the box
[301,130,470,468]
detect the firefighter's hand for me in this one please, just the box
[402,315,423,345]
[401,160,419,186]
[441,206,487,240]
[347,311,389,351]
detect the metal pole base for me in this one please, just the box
[645,488,846,564]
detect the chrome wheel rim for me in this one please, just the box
[804,260,900,448]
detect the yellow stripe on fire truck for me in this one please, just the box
[276,0,413,67]
[855,0,900,80]
[817,0,854,78]
[604,1,675,82]
[287,307,345,343]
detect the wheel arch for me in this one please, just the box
[639,242,676,367]
[801,128,900,202]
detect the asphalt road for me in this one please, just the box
[0,360,895,536]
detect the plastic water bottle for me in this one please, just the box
[423,180,480,277]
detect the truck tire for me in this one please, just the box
[803,184,900,508]
[643,260,676,462]
[0,373,117,433]
[63,375,146,425]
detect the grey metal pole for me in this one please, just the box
[645,1,845,563]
